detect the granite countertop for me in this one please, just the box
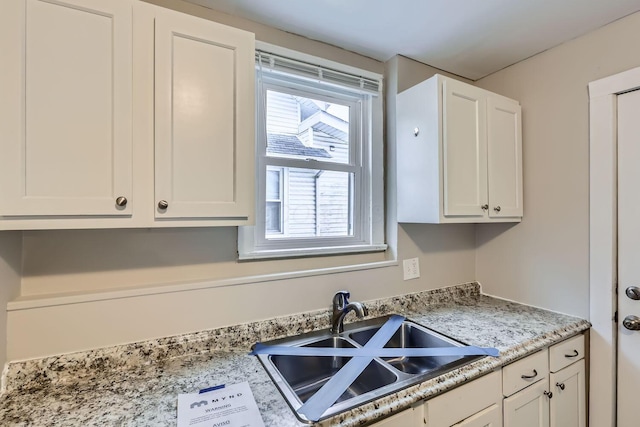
[0,283,590,426]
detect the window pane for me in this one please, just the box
[265,90,350,164]
[266,202,282,234]
[266,168,280,200]
[266,167,353,239]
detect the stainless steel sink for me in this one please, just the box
[254,316,484,423]
[349,322,475,375]
[269,337,397,404]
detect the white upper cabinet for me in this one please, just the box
[0,0,255,229]
[397,74,523,223]
[153,7,254,221]
[442,78,488,218]
[0,0,133,217]
[487,96,523,218]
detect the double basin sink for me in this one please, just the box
[254,316,484,423]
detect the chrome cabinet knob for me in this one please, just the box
[494,206,501,212]
[115,196,128,207]
[481,204,489,210]
[158,200,169,210]
[413,127,420,137]
[623,315,640,331]
[626,286,640,300]
[544,390,553,398]
[556,382,565,391]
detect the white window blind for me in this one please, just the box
[255,50,381,95]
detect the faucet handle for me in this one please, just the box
[333,291,350,309]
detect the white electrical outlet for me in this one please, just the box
[403,258,420,280]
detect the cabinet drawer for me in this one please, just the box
[549,334,584,373]
[427,370,502,427]
[502,349,549,397]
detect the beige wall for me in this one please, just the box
[7,0,637,360]
[4,2,476,361]
[0,232,22,369]
[475,11,640,318]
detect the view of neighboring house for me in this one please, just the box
[265,90,353,238]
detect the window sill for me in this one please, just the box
[238,243,388,261]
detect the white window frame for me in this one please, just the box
[238,45,385,260]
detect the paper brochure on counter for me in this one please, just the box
[177,382,265,427]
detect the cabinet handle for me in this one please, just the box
[493,206,501,212]
[158,200,169,210]
[521,369,538,379]
[564,349,579,358]
[481,204,489,210]
[413,127,420,137]
[115,196,128,207]
[544,390,553,398]
[556,382,565,390]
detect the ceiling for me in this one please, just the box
[186,0,640,80]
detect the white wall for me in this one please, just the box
[0,232,22,369]
[4,1,477,361]
[475,11,640,318]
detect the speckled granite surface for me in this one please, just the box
[0,282,590,426]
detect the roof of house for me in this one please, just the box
[267,133,331,159]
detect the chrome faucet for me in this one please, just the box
[331,291,368,334]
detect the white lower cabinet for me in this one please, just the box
[453,403,502,427]
[367,406,422,427]
[503,334,586,427]
[368,333,586,427]
[549,360,586,427]
[503,380,550,427]
[426,370,503,427]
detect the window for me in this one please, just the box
[238,48,385,259]
[266,167,283,234]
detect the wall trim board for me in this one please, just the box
[588,65,640,427]
[8,259,397,311]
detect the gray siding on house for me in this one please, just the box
[266,90,299,135]
[285,169,316,237]
[316,171,350,236]
[313,131,349,164]
[264,89,352,238]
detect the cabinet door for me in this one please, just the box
[428,370,502,427]
[154,9,254,220]
[453,403,502,427]
[549,360,586,427]
[487,96,522,218]
[504,381,550,427]
[442,78,487,218]
[369,407,421,427]
[0,0,133,217]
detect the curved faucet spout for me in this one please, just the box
[331,291,368,334]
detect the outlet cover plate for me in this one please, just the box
[403,258,420,280]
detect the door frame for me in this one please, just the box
[589,66,640,427]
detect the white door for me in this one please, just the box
[442,78,487,218]
[154,7,254,220]
[617,88,640,427]
[0,0,133,217]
